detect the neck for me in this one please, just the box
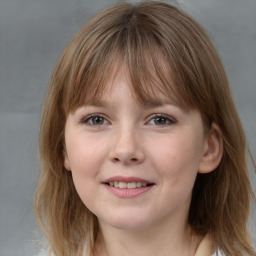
[94,219,201,256]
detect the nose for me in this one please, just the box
[109,125,145,165]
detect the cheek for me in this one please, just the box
[150,133,203,183]
[66,135,107,172]
[66,139,106,208]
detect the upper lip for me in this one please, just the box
[102,176,154,184]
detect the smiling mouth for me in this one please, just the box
[105,181,154,189]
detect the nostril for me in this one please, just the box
[111,157,138,164]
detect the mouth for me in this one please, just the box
[105,181,154,189]
[102,176,155,189]
[102,176,155,198]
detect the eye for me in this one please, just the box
[147,114,176,126]
[81,114,109,126]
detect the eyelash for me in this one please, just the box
[80,114,109,126]
[147,114,176,126]
[81,113,176,127]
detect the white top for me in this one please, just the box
[36,250,224,256]
[212,251,224,256]
[194,234,224,256]
[36,235,224,256]
[36,249,224,256]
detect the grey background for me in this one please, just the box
[0,0,255,255]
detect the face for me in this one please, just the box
[64,67,209,231]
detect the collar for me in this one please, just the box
[194,234,214,256]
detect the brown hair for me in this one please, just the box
[34,1,255,255]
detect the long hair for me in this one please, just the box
[34,1,255,255]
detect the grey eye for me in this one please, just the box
[82,115,108,125]
[148,114,175,126]
[154,117,168,125]
[91,116,105,125]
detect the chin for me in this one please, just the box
[99,213,152,231]
[108,221,150,231]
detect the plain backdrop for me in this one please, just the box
[0,0,255,255]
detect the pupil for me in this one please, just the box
[93,116,103,124]
[155,117,166,125]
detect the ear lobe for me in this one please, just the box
[198,122,223,174]
[64,152,71,171]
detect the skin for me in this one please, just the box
[64,67,223,256]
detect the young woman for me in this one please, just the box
[34,1,256,256]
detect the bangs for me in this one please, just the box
[61,2,204,115]
[62,42,194,115]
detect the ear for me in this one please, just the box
[198,122,223,174]
[64,151,71,171]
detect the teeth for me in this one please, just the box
[136,182,142,188]
[108,181,149,189]
[119,181,127,189]
[127,182,136,189]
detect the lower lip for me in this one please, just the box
[104,184,153,198]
